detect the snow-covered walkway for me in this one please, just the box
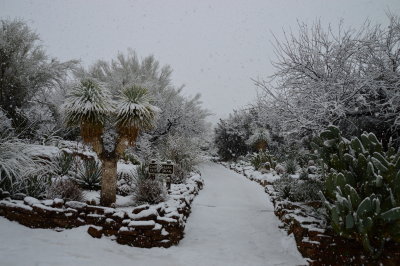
[0,162,306,266]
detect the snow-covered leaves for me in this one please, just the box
[246,127,271,147]
[0,135,56,196]
[0,137,37,184]
[115,86,159,131]
[0,19,77,133]
[63,79,112,127]
[254,14,400,146]
[78,50,209,148]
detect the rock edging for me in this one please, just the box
[0,174,204,248]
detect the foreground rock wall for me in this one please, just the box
[0,174,204,248]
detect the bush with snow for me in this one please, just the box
[0,135,56,197]
[275,164,285,175]
[284,159,298,175]
[117,170,135,196]
[273,175,322,202]
[132,165,166,205]
[246,127,271,150]
[0,19,76,135]
[250,151,276,171]
[54,152,76,177]
[74,159,102,190]
[159,134,201,183]
[47,178,84,202]
[214,110,253,161]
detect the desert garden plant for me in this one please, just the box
[54,152,76,177]
[316,126,400,258]
[132,164,166,205]
[63,80,158,206]
[251,150,276,170]
[273,174,322,202]
[246,127,270,151]
[285,158,298,174]
[47,178,84,202]
[117,170,135,196]
[0,132,54,196]
[75,159,102,190]
[159,134,200,182]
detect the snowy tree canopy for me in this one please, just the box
[254,14,400,148]
[0,19,77,132]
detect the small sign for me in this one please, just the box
[148,163,158,174]
[160,163,174,175]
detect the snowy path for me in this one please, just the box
[0,162,306,266]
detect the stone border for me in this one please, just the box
[0,174,204,248]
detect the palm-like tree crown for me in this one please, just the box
[64,79,112,126]
[115,85,159,132]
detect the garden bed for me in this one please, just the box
[222,161,400,265]
[0,174,204,248]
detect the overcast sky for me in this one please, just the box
[1,0,399,123]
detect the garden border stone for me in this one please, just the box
[0,174,204,248]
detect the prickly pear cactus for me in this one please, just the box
[315,126,400,257]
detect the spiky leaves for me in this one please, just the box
[115,86,158,144]
[63,82,159,207]
[63,79,112,144]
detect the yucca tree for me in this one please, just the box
[64,80,158,206]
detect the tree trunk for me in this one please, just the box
[100,158,117,207]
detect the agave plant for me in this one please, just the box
[75,159,102,190]
[63,80,158,206]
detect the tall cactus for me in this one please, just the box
[315,126,400,257]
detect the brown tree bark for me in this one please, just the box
[100,158,118,207]
[97,132,138,207]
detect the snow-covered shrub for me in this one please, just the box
[117,171,134,196]
[47,178,83,201]
[250,151,276,170]
[299,163,322,181]
[214,110,252,161]
[38,127,64,146]
[275,163,285,175]
[54,152,76,177]
[0,135,53,196]
[273,175,323,202]
[246,127,271,151]
[132,134,155,164]
[284,159,298,174]
[291,179,324,202]
[0,19,76,134]
[159,134,201,182]
[273,175,294,200]
[170,163,187,184]
[74,160,101,190]
[15,172,52,199]
[132,165,166,205]
[316,126,400,257]
[122,151,140,165]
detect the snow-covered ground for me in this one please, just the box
[0,162,306,266]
